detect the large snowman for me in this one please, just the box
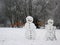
[23,16,36,40]
[45,19,57,41]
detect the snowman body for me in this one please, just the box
[45,19,57,40]
[24,16,36,40]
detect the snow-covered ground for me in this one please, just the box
[0,28,60,45]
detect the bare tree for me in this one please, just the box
[46,2,59,19]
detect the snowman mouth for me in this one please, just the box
[49,22,53,24]
[28,20,32,22]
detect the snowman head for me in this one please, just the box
[48,19,54,25]
[26,16,33,23]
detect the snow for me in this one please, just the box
[0,28,60,45]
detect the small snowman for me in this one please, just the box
[45,19,57,41]
[23,16,36,40]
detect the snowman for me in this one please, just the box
[23,16,36,40]
[45,19,57,41]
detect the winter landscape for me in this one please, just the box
[0,0,60,45]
